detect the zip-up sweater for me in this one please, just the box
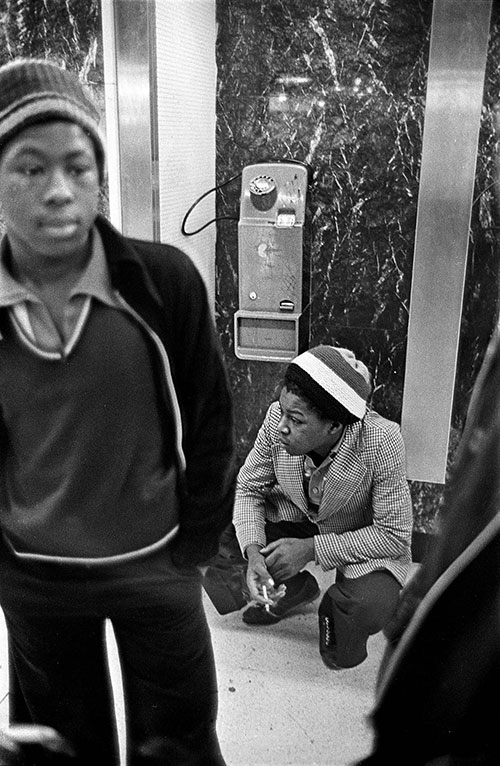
[0,215,236,568]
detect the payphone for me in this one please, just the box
[234,161,310,361]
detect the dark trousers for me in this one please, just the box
[319,569,401,667]
[265,519,401,667]
[1,548,226,766]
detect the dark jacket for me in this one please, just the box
[95,215,236,567]
[0,214,235,569]
[357,328,500,766]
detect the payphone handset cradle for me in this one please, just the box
[180,158,311,235]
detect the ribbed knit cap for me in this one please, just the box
[0,58,105,181]
[285,345,371,420]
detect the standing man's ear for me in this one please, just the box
[328,421,341,433]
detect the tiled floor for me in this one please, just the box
[0,563,387,765]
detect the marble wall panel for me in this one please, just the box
[215,0,500,532]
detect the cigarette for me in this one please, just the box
[262,585,270,612]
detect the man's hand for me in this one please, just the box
[245,544,275,604]
[260,537,315,582]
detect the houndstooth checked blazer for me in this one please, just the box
[233,402,413,585]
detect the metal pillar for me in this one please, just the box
[401,0,492,483]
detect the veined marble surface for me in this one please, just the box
[215,0,500,531]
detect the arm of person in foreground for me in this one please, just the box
[163,253,237,567]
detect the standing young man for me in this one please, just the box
[0,58,235,764]
[233,345,413,669]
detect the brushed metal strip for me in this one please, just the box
[401,0,492,483]
[112,0,156,239]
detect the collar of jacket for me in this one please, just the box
[94,214,165,328]
[0,215,168,343]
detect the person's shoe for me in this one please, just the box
[242,571,320,625]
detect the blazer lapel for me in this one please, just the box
[272,445,309,513]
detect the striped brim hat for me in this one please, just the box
[0,58,105,182]
[285,345,371,420]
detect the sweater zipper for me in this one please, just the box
[114,291,186,474]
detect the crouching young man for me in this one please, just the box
[233,345,413,669]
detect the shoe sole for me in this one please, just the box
[243,586,321,625]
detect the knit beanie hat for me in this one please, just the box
[0,58,105,182]
[285,345,371,421]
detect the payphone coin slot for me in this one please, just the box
[279,300,295,312]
